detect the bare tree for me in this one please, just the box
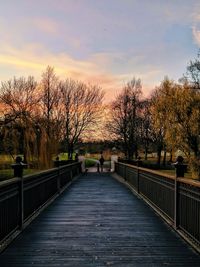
[0,76,39,162]
[183,50,200,90]
[150,83,169,166]
[40,66,60,134]
[107,78,142,159]
[60,79,104,159]
[38,66,62,167]
[139,99,153,161]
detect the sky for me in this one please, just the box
[0,0,200,101]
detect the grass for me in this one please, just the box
[55,153,69,160]
[85,158,98,168]
[85,153,111,161]
[54,153,77,160]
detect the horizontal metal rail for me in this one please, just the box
[115,162,200,250]
[0,162,81,250]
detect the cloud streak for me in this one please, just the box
[0,44,122,99]
[192,26,200,46]
[0,43,159,102]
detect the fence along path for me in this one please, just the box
[0,173,200,267]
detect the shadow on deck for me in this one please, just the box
[0,172,200,266]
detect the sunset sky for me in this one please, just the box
[0,0,200,100]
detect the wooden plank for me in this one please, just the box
[0,173,200,266]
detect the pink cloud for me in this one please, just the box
[0,43,122,101]
[0,42,160,102]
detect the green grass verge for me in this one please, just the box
[85,159,97,168]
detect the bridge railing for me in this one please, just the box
[0,162,81,250]
[115,162,200,250]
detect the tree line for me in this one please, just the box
[0,66,104,168]
[107,53,200,178]
[0,53,199,178]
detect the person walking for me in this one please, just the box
[99,155,105,172]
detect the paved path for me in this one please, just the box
[0,173,200,266]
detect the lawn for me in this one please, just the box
[85,158,98,168]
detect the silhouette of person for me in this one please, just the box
[99,155,105,172]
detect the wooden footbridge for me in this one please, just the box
[0,162,200,266]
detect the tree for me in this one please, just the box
[150,79,172,165]
[139,99,154,161]
[0,76,39,162]
[107,78,142,159]
[38,66,62,167]
[151,77,200,178]
[184,51,200,90]
[60,79,104,159]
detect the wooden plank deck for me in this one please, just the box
[0,173,200,266]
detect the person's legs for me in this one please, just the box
[101,164,103,172]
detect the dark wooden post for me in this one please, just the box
[174,156,187,178]
[57,161,61,194]
[11,156,27,230]
[174,172,178,229]
[137,161,140,194]
[124,165,127,181]
[20,175,24,229]
[136,159,141,194]
[54,157,61,193]
[173,156,186,229]
[70,166,73,180]
[54,156,60,168]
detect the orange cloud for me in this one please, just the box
[0,44,122,101]
[0,54,44,70]
[0,43,158,102]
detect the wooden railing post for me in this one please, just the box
[70,166,73,181]
[11,157,27,230]
[137,165,140,194]
[57,164,61,194]
[174,173,178,229]
[124,165,127,181]
[77,163,80,175]
[174,159,184,229]
[20,176,24,230]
